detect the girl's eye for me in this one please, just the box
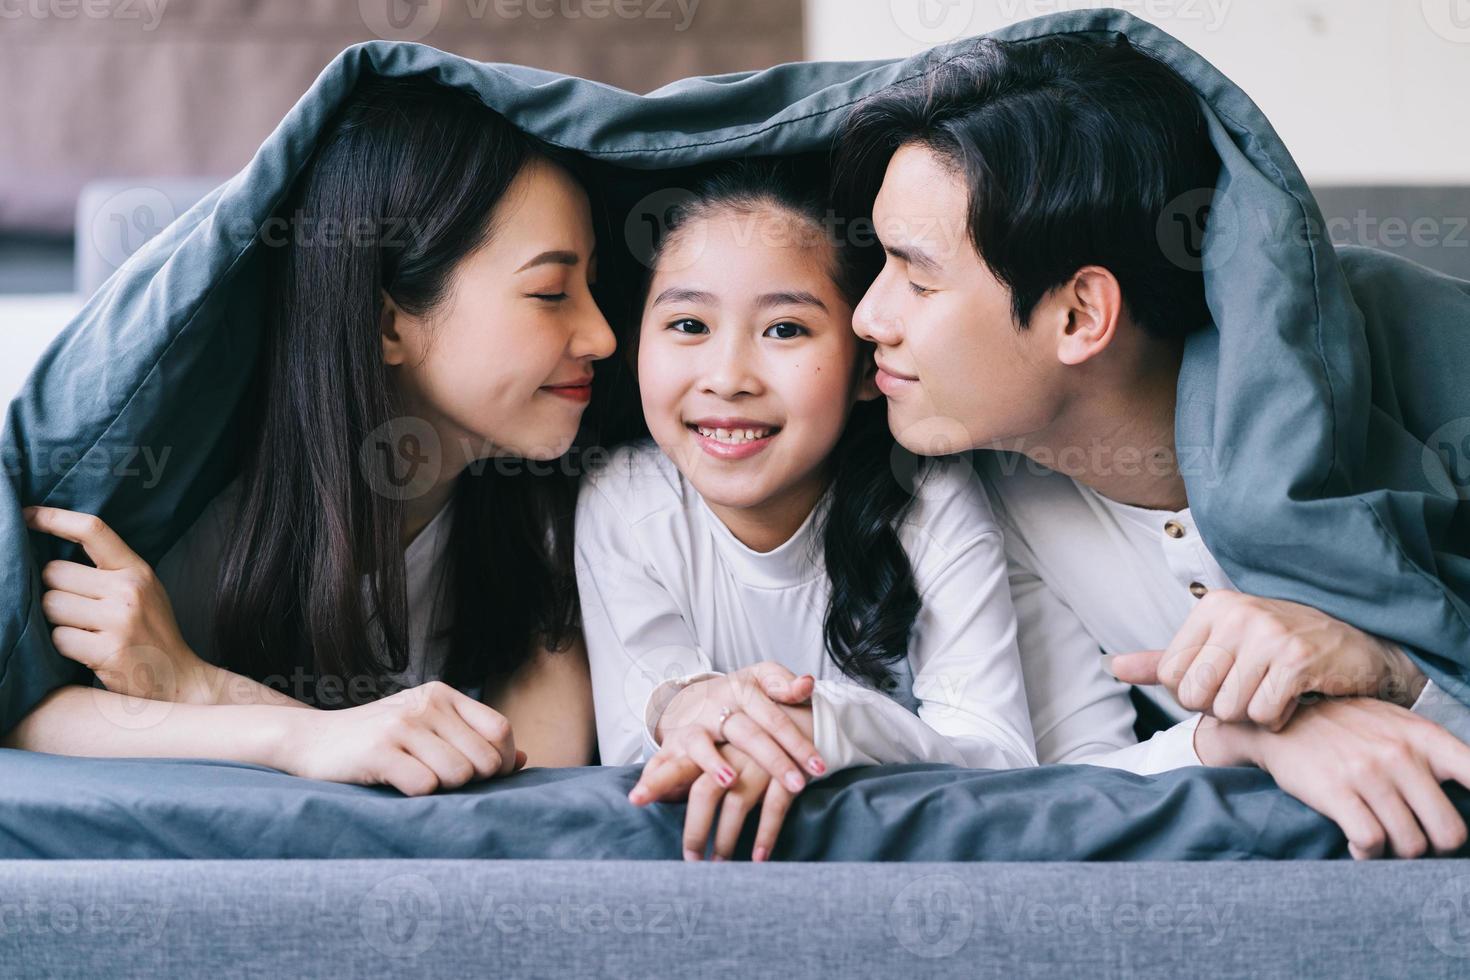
[529,292,569,302]
[907,282,933,297]
[763,322,808,340]
[669,318,708,335]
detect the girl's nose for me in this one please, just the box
[700,336,763,399]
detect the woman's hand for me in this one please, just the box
[1209,696,1470,859]
[643,661,822,803]
[280,680,525,795]
[24,506,215,703]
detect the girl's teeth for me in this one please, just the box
[695,426,773,444]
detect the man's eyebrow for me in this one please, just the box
[515,250,582,273]
[755,290,828,312]
[885,243,941,275]
[651,286,718,307]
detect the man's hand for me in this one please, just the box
[1207,696,1470,860]
[1109,591,1426,730]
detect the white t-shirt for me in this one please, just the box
[979,452,1466,773]
[154,477,456,693]
[575,440,1038,774]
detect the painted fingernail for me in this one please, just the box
[718,767,735,786]
[752,846,769,862]
[683,848,701,862]
[785,772,805,792]
[629,788,647,804]
[808,757,826,775]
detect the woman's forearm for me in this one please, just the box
[1,684,296,769]
[186,663,313,709]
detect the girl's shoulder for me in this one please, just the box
[576,439,689,526]
[895,455,1004,568]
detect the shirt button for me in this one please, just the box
[1189,581,1209,599]
[1164,520,1186,539]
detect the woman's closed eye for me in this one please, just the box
[528,291,569,302]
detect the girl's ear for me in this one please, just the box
[380,291,408,367]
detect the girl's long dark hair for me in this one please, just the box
[213,76,581,706]
[642,159,920,692]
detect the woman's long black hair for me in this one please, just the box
[640,159,921,692]
[212,76,584,706]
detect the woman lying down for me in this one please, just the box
[8,77,1466,864]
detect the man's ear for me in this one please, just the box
[1049,266,1123,367]
[380,291,408,367]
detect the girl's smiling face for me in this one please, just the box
[637,205,880,548]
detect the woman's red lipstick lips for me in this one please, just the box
[542,375,594,403]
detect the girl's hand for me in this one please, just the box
[23,506,214,703]
[280,680,526,795]
[648,662,823,801]
[635,741,796,862]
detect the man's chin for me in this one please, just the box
[887,408,980,457]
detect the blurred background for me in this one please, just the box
[3,0,1468,399]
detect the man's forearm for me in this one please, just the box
[1,684,296,770]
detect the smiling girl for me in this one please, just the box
[576,161,1037,861]
[5,77,613,793]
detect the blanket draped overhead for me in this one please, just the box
[4,8,1468,733]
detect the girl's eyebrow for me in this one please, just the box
[652,286,718,307]
[756,290,827,313]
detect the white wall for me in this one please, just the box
[804,0,1470,185]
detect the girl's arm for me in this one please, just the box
[802,529,1039,772]
[483,636,597,768]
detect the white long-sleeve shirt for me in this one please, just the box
[979,452,1467,773]
[575,441,1038,774]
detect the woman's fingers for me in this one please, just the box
[1326,792,1387,860]
[23,507,142,571]
[681,773,725,861]
[398,726,479,791]
[379,750,441,797]
[50,624,111,667]
[752,779,794,862]
[447,690,517,776]
[40,589,111,631]
[681,729,737,788]
[431,710,505,781]
[40,560,110,600]
[722,710,806,793]
[629,749,704,804]
[750,662,812,704]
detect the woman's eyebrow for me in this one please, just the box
[756,290,827,312]
[515,249,581,273]
[651,286,719,307]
